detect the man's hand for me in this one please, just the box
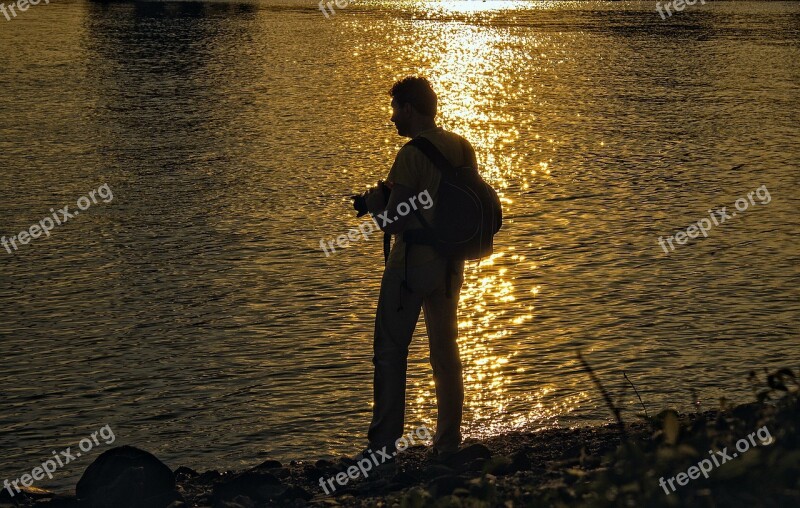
[351,194,370,217]
[365,181,392,215]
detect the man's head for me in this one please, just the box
[389,76,437,137]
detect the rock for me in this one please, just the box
[423,463,455,478]
[463,457,488,472]
[302,465,326,481]
[174,466,199,482]
[510,449,532,472]
[211,471,281,504]
[314,459,335,469]
[484,456,513,475]
[196,470,222,483]
[215,495,255,508]
[468,475,497,498]
[354,478,389,495]
[428,444,493,474]
[337,456,357,467]
[400,487,433,505]
[282,486,312,502]
[265,467,290,480]
[426,475,467,497]
[37,495,80,507]
[560,443,583,458]
[254,459,282,470]
[390,471,417,487]
[451,443,492,464]
[76,445,179,508]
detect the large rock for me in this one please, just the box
[76,445,179,508]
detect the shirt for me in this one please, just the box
[385,127,477,269]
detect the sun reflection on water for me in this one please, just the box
[400,3,588,438]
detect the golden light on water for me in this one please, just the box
[401,4,589,438]
[424,0,549,15]
[2,0,797,485]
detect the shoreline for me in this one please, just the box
[4,390,797,507]
[1,419,651,507]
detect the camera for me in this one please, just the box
[351,181,391,217]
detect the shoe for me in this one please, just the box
[425,446,458,464]
[340,447,397,479]
[349,446,397,466]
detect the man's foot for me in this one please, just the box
[341,447,396,478]
[349,446,398,466]
[425,446,458,464]
[429,443,493,470]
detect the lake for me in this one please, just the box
[1,0,798,491]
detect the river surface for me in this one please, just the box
[1,0,798,491]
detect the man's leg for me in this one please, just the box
[368,267,424,453]
[423,259,465,454]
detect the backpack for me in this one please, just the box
[402,136,502,260]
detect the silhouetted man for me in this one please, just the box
[363,77,478,461]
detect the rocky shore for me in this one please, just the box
[3,369,798,508]
[0,421,651,508]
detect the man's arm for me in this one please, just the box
[381,183,416,234]
[365,182,417,235]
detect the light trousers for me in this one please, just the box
[367,256,465,454]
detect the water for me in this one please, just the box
[1,0,798,491]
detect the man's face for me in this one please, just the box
[390,98,410,137]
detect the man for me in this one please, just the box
[362,76,477,461]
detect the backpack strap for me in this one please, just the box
[405,136,454,234]
[405,137,459,299]
[407,137,455,173]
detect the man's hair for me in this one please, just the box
[390,76,437,118]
